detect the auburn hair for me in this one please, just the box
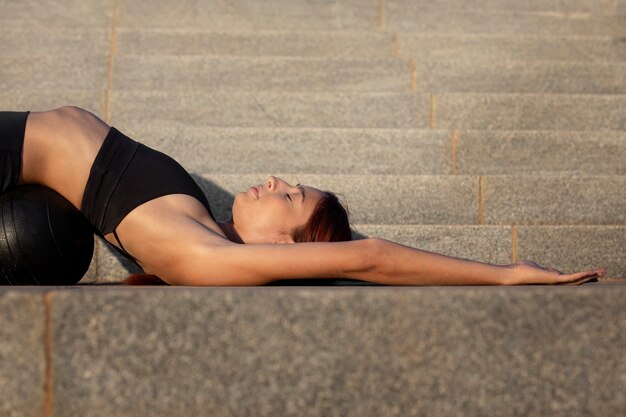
[292,191,352,243]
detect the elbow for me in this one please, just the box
[359,237,385,276]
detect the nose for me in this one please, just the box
[266,176,293,192]
[266,176,277,191]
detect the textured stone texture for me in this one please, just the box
[0,28,109,57]
[113,57,410,92]
[455,130,626,175]
[0,56,108,91]
[398,34,626,62]
[482,175,626,225]
[110,92,431,128]
[385,8,626,36]
[92,237,143,282]
[386,0,607,13]
[117,0,378,30]
[434,94,626,130]
[0,0,114,28]
[0,291,45,417]
[119,125,451,175]
[516,226,626,279]
[355,224,512,265]
[117,30,395,58]
[415,60,626,94]
[50,287,626,417]
[0,90,105,116]
[196,174,480,224]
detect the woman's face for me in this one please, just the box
[232,176,326,244]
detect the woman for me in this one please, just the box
[1,107,605,286]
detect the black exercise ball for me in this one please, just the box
[0,185,94,285]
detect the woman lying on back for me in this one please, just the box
[1,107,605,286]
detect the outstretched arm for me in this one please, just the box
[161,238,604,286]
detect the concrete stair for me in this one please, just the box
[1,1,624,277]
[1,0,625,415]
[2,285,626,416]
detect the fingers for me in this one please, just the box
[557,268,606,285]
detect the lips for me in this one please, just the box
[250,186,259,198]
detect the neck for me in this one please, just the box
[218,220,245,244]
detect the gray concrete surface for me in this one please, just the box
[116,0,377,31]
[113,57,411,92]
[455,130,626,175]
[516,226,626,278]
[398,34,626,62]
[482,175,626,225]
[109,91,432,128]
[117,30,396,57]
[0,292,46,417]
[434,93,626,130]
[385,8,626,36]
[414,60,626,94]
[42,286,626,416]
[386,0,609,14]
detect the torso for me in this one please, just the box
[20,107,229,275]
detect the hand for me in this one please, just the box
[507,260,606,286]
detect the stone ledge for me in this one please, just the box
[1,286,624,416]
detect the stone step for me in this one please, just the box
[91,224,626,281]
[5,55,626,100]
[113,56,410,93]
[432,93,626,130]
[108,91,626,130]
[413,59,626,94]
[2,286,624,416]
[4,90,626,131]
[117,29,396,58]
[0,27,109,57]
[116,0,377,31]
[191,174,625,225]
[0,0,113,29]
[110,55,626,94]
[122,125,626,176]
[0,56,108,91]
[6,6,626,36]
[109,91,430,128]
[385,9,626,36]
[385,0,610,14]
[113,0,611,30]
[3,0,623,33]
[116,30,626,61]
[0,90,105,117]
[397,33,626,62]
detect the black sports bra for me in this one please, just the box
[81,127,215,267]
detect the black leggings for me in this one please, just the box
[0,111,29,193]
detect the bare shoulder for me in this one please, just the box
[108,194,229,277]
